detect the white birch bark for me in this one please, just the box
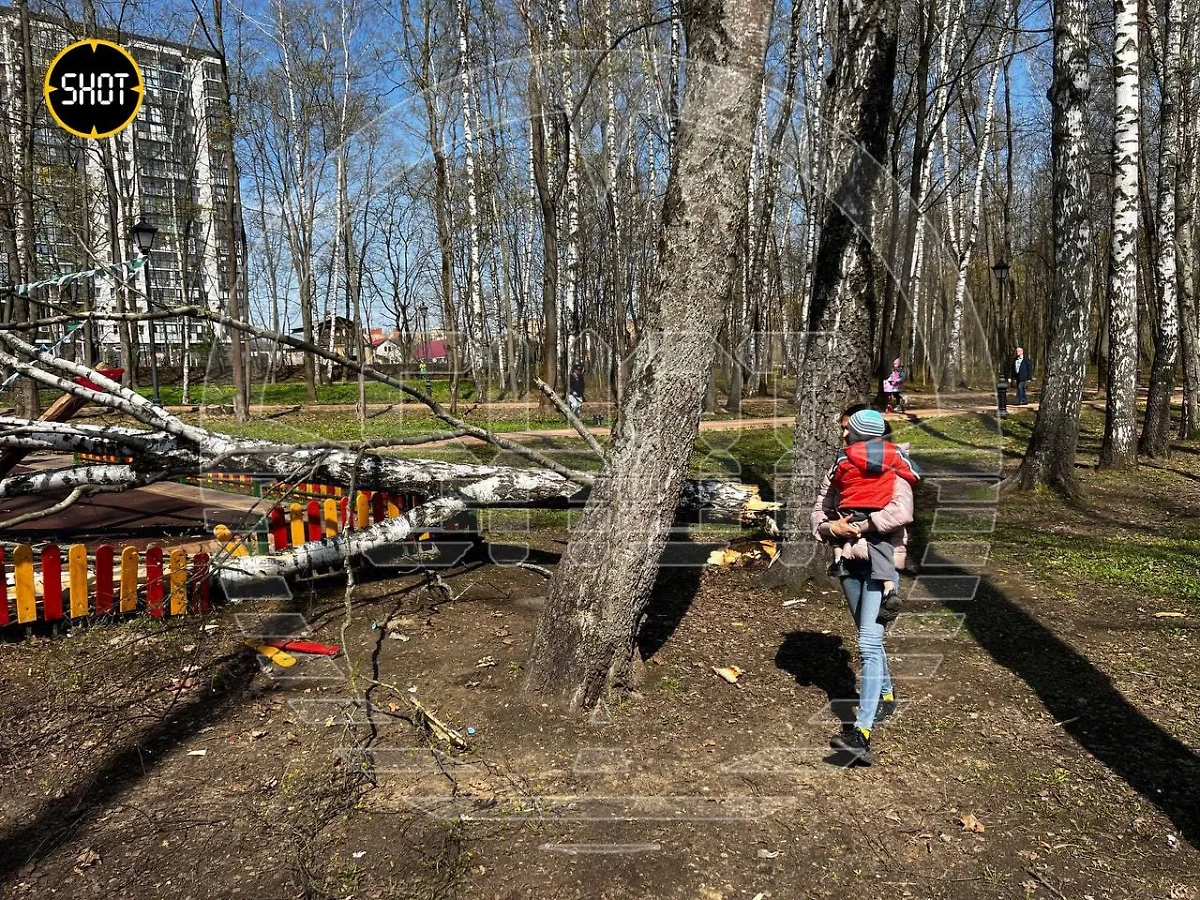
[1099,0,1140,468]
[1140,0,1183,457]
[456,0,488,381]
[560,0,581,376]
[1179,20,1200,437]
[1015,0,1094,494]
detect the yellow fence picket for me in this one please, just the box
[323,499,339,538]
[214,524,249,557]
[387,497,400,519]
[14,544,35,624]
[69,544,89,618]
[290,502,305,547]
[355,492,370,530]
[169,549,188,616]
[120,546,139,613]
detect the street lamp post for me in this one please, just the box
[416,302,433,395]
[132,220,160,407]
[991,258,1011,419]
[991,258,1010,371]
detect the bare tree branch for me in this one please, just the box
[534,376,608,460]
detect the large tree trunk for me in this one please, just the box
[769,0,899,580]
[1139,0,1182,458]
[456,0,489,384]
[523,0,772,710]
[1014,0,1093,495]
[1099,0,1141,469]
[1180,141,1200,437]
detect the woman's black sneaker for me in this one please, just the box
[830,726,875,766]
[877,589,902,624]
[876,694,898,724]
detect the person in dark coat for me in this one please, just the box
[567,364,585,416]
[1012,347,1033,405]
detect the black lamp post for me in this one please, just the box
[991,259,1011,418]
[991,258,1010,366]
[131,219,160,406]
[416,302,433,395]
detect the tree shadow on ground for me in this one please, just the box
[774,631,858,727]
[923,568,1200,847]
[0,600,344,887]
[907,416,1022,459]
[0,649,260,885]
[636,541,708,661]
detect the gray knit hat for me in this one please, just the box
[848,409,886,442]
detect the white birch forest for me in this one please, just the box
[3,0,1198,442]
[0,0,1199,702]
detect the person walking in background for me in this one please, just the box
[883,358,906,413]
[567,363,585,417]
[1013,347,1032,405]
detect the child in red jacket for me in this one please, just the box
[827,408,921,619]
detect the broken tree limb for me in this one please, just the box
[0,309,590,485]
[0,464,166,498]
[0,419,776,531]
[534,376,608,460]
[216,497,467,583]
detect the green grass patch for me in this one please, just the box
[992,522,1200,606]
[126,377,480,407]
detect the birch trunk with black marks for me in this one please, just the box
[1139,0,1182,458]
[769,0,899,581]
[1014,0,1093,495]
[456,0,489,382]
[1099,0,1140,470]
[524,0,772,710]
[1180,107,1200,437]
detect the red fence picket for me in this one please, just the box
[95,545,115,615]
[41,545,63,622]
[306,500,322,543]
[146,547,164,618]
[269,507,288,551]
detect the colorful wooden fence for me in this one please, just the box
[0,544,211,627]
[215,490,439,556]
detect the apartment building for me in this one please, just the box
[0,7,238,363]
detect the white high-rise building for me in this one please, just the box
[0,8,239,363]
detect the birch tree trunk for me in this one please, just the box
[10,0,39,419]
[456,0,489,385]
[1099,0,1140,469]
[524,0,772,710]
[1014,0,1093,495]
[1139,0,1182,458]
[559,0,581,380]
[1180,92,1200,437]
[768,0,898,580]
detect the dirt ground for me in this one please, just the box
[1,437,1198,900]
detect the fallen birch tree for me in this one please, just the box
[0,321,777,585]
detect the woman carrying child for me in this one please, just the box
[810,406,917,766]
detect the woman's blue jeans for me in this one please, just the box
[841,564,894,733]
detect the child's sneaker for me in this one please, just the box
[827,559,850,578]
[877,589,902,625]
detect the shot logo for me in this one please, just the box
[43,39,144,139]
